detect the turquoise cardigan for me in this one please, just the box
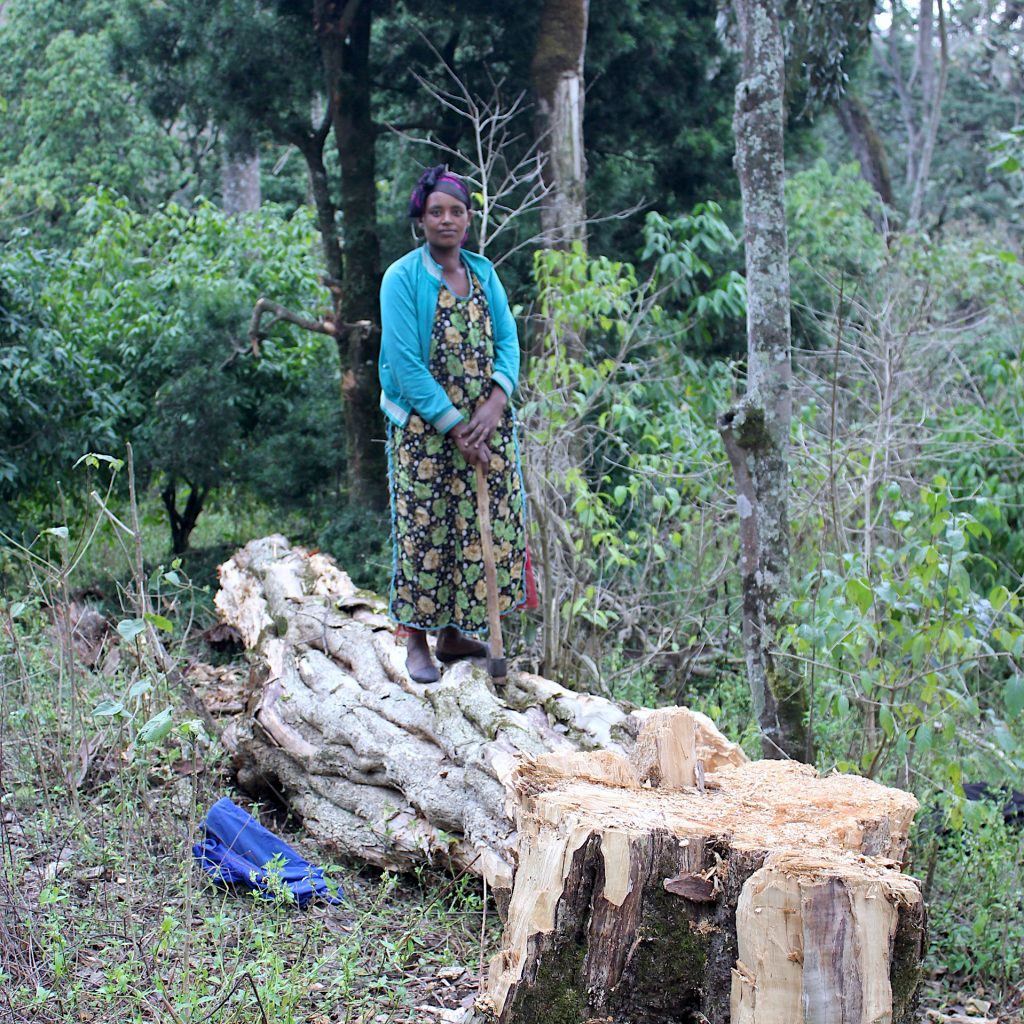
[378,244,520,434]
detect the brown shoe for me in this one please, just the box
[435,627,490,664]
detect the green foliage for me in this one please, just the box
[778,0,875,112]
[0,0,187,244]
[849,6,1024,227]
[24,191,340,550]
[787,160,887,281]
[641,204,746,352]
[0,245,122,534]
[584,0,739,256]
[114,0,320,140]
[523,208,743,693]
[921,801,1024,998]
[785,482,1024,791]
[318,506,392,595]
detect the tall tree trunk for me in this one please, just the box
[221,124,262,214]
[315,0,387,511]
[161,478,207,555]
[719,0,808,761]
[907,0,949,225]
[837,91,895,208]
[531,0,589,250]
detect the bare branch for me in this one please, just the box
[248,297,338,356]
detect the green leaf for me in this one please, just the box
[117,618,146,642]
[1005,675,1024,718]
[915,723,933,751]
[846,578,873,615]
[879,704,896,740]
[138,707,174,745]
[144,612,173,633]
[92,699,125,718]
[44,526,69,540]
[128,678,153,699]
[9,601,27,619]
[613,485,627,507]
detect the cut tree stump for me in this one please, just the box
[212,537,925,1024]
[478,745,924,1024]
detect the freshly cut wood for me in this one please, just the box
[212,536,745,899]
[212,537,924,1023]
[476,744,924,1024]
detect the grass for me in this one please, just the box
[0,629,497,1024]
[0,490,496,1024]
[2,482,1023,1023]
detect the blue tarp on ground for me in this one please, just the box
[192,798,344,908]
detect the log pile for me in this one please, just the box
[213,537,925,1024]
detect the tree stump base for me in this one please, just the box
[478,735,924,1024]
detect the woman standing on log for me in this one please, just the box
[378,165,527,683]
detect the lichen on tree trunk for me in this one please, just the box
[720,0,808,761]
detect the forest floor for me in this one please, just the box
[1,547,1021,1023]
[0,657,499,1023]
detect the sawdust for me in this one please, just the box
[512,756,918,864]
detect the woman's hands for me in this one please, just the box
[464,388,507,447]
[450,387,507,468]
[451,427,491,467]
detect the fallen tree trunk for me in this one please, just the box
[213,537,925,1023]
[214,536,746,899]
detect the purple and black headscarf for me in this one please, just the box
[408,164,471,219]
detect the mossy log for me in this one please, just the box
[213,537,925,1023]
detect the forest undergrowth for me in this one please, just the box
[0,434,1022,1022]
[0,480,500,1024]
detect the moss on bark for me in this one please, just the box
[511,940,588,1024]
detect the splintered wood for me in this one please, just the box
[480,727,924,1024]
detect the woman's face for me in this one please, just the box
[419,190,470,249]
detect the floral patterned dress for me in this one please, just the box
[387,271,527,632]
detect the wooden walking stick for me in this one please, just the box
[474,461,506,685]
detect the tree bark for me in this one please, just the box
[531,0,589,250]
[211,538,925,1023]
[221,124,262,214]
[315,0,387,510]
[837,91,895,208]
[720,0,806,761]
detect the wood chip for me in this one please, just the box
[663,873,716,902]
